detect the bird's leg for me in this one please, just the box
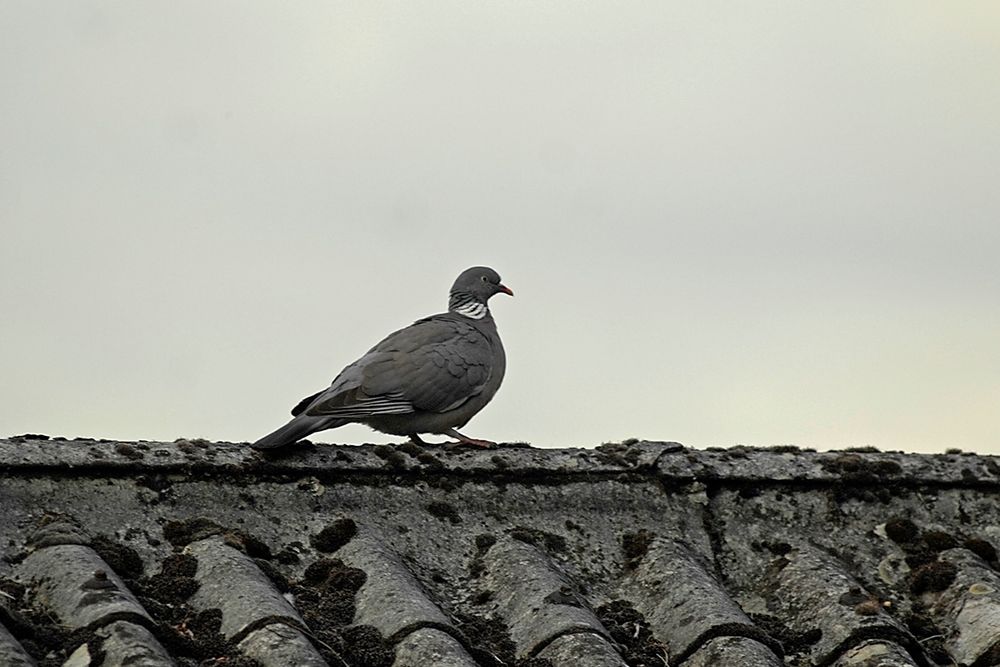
[408,433,428,446]
[444,429,496,448]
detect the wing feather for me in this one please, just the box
[305,315,496,419]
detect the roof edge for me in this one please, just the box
[2,436,999,489]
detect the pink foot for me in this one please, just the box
[444,429,496,448]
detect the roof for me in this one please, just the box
[2,435,1000,666]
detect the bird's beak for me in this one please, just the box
[498,284,514,297]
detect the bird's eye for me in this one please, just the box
[481,275,488,282]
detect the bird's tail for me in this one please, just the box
[251,416,346,449]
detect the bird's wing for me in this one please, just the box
[291,389,323,416]
[304,316,494,419]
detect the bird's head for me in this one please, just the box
[452,266,513,303]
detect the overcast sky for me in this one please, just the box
[2,3,998,453]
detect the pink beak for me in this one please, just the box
[498,284,514,297]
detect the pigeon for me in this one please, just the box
[253,266,512,449]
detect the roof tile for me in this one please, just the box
[753,544,918,665]
[90,620,174,667]
[832,639,921,667]
[535,631,628,666]
[18,544,152,628]
[685,635,784,667]
[338,533,463,643]
[0,621,35,666]
[392,627,478,667]
[482,537,620,660]
[186,536,307,639]
[13,537,176,665]
[185,536,331,664]
[924,548,1000,665]
[236,620,335,667]
[620,537,781,661]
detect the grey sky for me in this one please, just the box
[2,3,998,452]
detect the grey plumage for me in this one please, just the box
[253,267,512,449]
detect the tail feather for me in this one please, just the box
[252,416,345,449]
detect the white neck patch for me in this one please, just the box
[453,301,488,319]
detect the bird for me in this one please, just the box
[253,266,512,449]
